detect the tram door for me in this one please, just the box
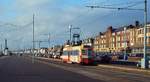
[70,50,79,63]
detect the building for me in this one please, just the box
[82,38,94,47]
[93,21,150,55]
[132,24,150,54]
[94,32,108,53]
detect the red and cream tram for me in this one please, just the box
[61,44,95,64]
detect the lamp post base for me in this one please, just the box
[141,58,149,69]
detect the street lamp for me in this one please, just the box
[32,14,35,63]
[69,25,72,45]
[48,33,50,48]
[141,0,148,69]
[124,27,127,60]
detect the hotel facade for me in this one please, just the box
[93,22,150,55]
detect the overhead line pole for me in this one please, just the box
[142,0,148,69]
[32,14,35,63]
[48,33,51,48]
[69,25,72,45]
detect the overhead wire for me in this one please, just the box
[79,0,145,38]
[122,1,144,8]
[102,0,143,7]
[85,0,145,25]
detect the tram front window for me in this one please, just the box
[87,49,93,58]
[82,49,93,57]
[82,50,86,55]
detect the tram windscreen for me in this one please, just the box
[82,50,86,55]
[82,49,92,56]
[87,49,92,56]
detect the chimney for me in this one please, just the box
[135,21,140,27]
[108,26,112,30]
[99,32,103,35]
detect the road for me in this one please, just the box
[0,56,101,82]
[0,56,150,82]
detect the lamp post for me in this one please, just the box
[124,27,127,60]
[69,25,72,45]
[32,14,35,63]
[141,0,148,69]
[48,33,50,48]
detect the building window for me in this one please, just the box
[117,32,120,35]
[147,38,150,44]
[112,37,115,42]
[112,33,115,36]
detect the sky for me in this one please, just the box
[0,0,150,50]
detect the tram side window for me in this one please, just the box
[63,51,68,55]
[71,50,79,56]
[71,51,74,56]
[82,49,92,56]
[76,50,79,55]
[71,51,75,56]
[69,51,72,55]
[74,50,79,56]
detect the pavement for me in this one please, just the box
[36,56,150,74]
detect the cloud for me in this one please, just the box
[14,0,51,10]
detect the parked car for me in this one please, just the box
[128,53,144,57]
[0,51,4,56]
[94,54,112,63]
[52,52,61,59]
[118,53,129,60]
[137,60,141,67]
[137,58,150,68]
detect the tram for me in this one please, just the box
[61,44,95,64]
